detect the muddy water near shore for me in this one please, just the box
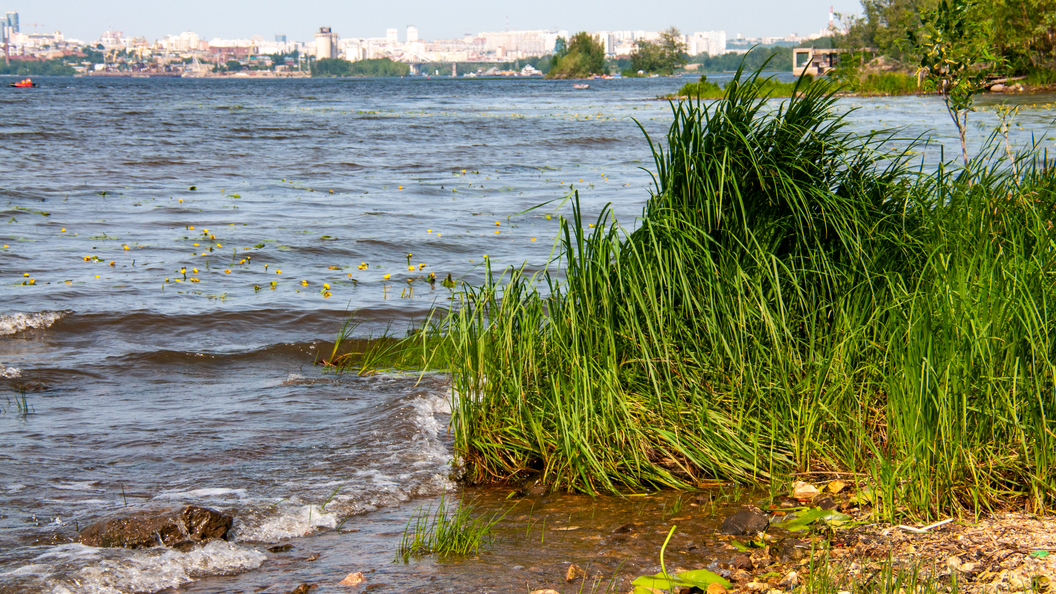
[2,75,1054,594]
[173,487,763,594]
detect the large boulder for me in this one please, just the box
[78,505,232,550]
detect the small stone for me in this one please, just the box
[779,571,800,588]
[775,538,807,561]
[947,556,962,571]
[706,583,727,594]
[339,572,365,586]
[961,562,975,573]
[289,585,317,594]
[720,508,769,535]
[766,589,784,594]
[791,481,820,500]
[529,590,561,594]
[565,563,587,582]
[730,553,752,569]
[826,480,847,493]
[991,83,1007,92]
[746,581,768,592]
[730,569,751,582]
[815,496,837,510]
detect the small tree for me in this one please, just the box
[909,0,1002,166]
[629,26,688,75]
[546,32,606,78]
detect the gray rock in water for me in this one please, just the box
[720,507,769,535]
[991,83,1007,92]
[77,505,232,550]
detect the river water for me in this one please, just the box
[1,74,1053,594]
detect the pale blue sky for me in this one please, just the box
[11,0,862,43]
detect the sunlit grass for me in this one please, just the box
[395,492,508,561]
[346,64,1056,519]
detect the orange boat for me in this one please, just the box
[10,78,37,88]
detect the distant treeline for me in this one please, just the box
[0,59,76,76]
[688,46,794,72]
[310,58,409,77]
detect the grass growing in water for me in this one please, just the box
[848,72,920,95]
[673,73,805,99]
[355,64,1056,518]
[395,493,508,561]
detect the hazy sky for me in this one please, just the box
[11,0,863,43]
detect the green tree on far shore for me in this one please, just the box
[547,32,606,78]
[629,27,688,75]
[311,57,410,77]
[0,59,76,76]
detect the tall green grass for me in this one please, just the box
[357,65,1056,518]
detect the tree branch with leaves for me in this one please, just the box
[909,0,1004,166]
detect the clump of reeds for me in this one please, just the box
[395,493,506,561]
[673,70,807,99]
[850,72,919,95]
[359,64,1056,518]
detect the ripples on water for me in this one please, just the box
[0,75,1054,593]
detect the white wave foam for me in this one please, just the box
[231,504,337,542]
[0,310,71,337]
[152,487,248,501]
[26,541,264,594]
[50,481,103,492]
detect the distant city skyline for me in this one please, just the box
[8,0,860,43]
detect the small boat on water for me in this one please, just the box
[10,78,37,88]
[573,83,590,89]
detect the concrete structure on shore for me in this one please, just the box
[792,47,847,76]
[315,27,338,59]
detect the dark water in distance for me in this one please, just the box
[1,75,1054,594]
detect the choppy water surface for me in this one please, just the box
[1,75,1054,594]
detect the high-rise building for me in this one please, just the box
[386,28,398,43]
[275,34,286,43]
[314,27,338,59]
[406,25,418,43]
[687,30,727,56]
[5,12,17,33]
